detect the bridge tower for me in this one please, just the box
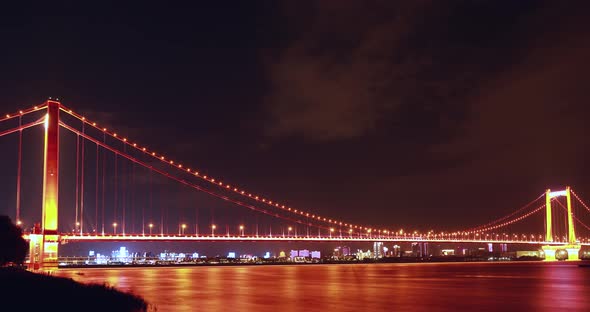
[28,99,60,269]
[542,187,580,261]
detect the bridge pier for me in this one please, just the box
[542,245,580,261]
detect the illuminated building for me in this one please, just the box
[373,242,384,258]
[298,249,310,257]
[356,249,372,260]
[112,246,129,262]
[501,244,508,253]
[311,251,321,259]
[392,245,401,257]
[411,242,428,257]
[441,249,455,256]
[333,246,351,259]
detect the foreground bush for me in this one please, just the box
[0,267,150,312]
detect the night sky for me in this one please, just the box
[2,0,590,242]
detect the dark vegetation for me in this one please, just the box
[0,215,28,266]
[0,216,150,312]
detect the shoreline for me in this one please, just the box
[49,256,574,269]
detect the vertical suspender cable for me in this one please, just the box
[101,133,106,235]
[114,154,118,227]
[196,198,201,236]
[122,145,126,235]
[75,134,80,231]
[80,123,85,233]
[160,176,163,235]
[145,168,151,235]
[131,162,135,234]
[95,142,99,233]
[15,115,22,224]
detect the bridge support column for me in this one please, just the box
[39,100,60,269]
[545,189,553,242]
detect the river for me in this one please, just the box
[55,261,590,311]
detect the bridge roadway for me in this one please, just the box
[22,233,590,245]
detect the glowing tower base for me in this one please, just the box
[542,245,581,261]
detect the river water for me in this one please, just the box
[55,261,590,311]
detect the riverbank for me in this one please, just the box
[0,267,149,311]
[55,255,554,269]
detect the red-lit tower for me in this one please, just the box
[29,99,60,269]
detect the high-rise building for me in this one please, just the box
[392,245,401,257]
[342,246,351,256]
[411,242,428,257]
[333,246,351,259]
[373,242,384,258]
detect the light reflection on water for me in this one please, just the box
[55,262,590,311]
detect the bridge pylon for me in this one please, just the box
[29,99,60,269]
[542,187,580,261]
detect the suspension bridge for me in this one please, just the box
[1,99,590,268]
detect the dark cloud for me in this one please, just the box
[262,0,542,142]
[257,0,590,229]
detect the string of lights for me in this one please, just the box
[553,197,590,232]
[462,194,544,233]
[58,104,384,233]
[0,104,47,123]
[571,190,590,215]
[465,204,546,234]
[59,121,348,233]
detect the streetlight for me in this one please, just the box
[211,224,216,236]
[288,226,292,237]
[330,228,334,238]
[113,222,117,235]
[239,225,244,236]
[149,223,153,235]
[181,224,187,235]
[349,228,353,238]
